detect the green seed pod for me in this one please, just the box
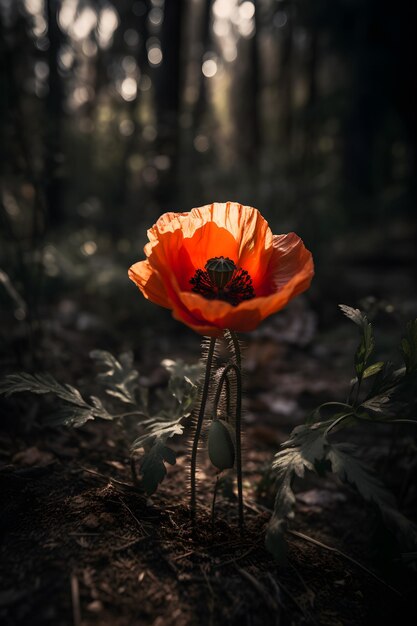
[208,419,235,470]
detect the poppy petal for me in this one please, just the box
[128,261,171,309]
[129,203,314,336]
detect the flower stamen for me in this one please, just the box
[190,256,255,306]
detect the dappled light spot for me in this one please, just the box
[239,1,255,21]
[81,241,97,256]
[128,154,145,172]
[72,7,97,41]
[58,46,74,71]
[202,58,217,78]
[71,86,94,109]
[120,77,137,102]
[24,0,44,15]
[97,5,119,49]
[2,191,20,218]
[34,60,48,80]
[122,56,137,73]
[32,14,47,38]
[148,7,163,28]
[147,45,163,67]
[194,135,210,153]
[119,119,135,137]
[213,0,233,20]
[58,0,77,32]
[82,39,97,57]
[223,42,237,62]
[154,155,171,171]
[139,75,152,91]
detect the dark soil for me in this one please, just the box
[1,423,416,626]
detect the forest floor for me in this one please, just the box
[1,291,417,626]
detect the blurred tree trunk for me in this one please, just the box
[303,27,318,174]
[113,3,151,235]
[280,1,293,155]
[45,0,64,227]
[232,13,261,171]
[192,0,212,132]
[153,0,184,208]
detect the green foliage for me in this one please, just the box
[400,320,417,374]
[339,304,375,381]
[0,353,202,494]
[0,373,112,426]
[327,444,395,507]
[266,423,417,564]
[139,441,177,495]
[131,359,202,494]
[90,350,140,405]
[362,361,384,379]
[161,358,202,414]
[266,306,417,565]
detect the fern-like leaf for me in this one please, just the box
[0,373,114,427]
[0,373,88,406]
[90,350,139,405]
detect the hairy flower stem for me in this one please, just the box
[211,361,243,526]
[211,363,240,419]
[229,331,244,528]
[190,336,217,524]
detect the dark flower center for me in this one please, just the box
[189,256,255,306]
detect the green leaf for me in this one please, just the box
[265,425,327,563]
[44,406,95,428]
[0,373,88,406]
[89,396,114,420]
[90,350,139,405]
[162,358,202,409]
[162,358,203,388]
[363,361,385,379]
[327,443,417,554]
[361,393,392,414]
[339,304,375,381]
[327,443,396,507]
[339,304,366,328]
[400,319,417,373]
[354,318,375,380]
[130,358,202,495]
[131,416,184,451]
[139,440,176,495]
[0,373,114,426]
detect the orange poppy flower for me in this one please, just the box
[128,202,314,337]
